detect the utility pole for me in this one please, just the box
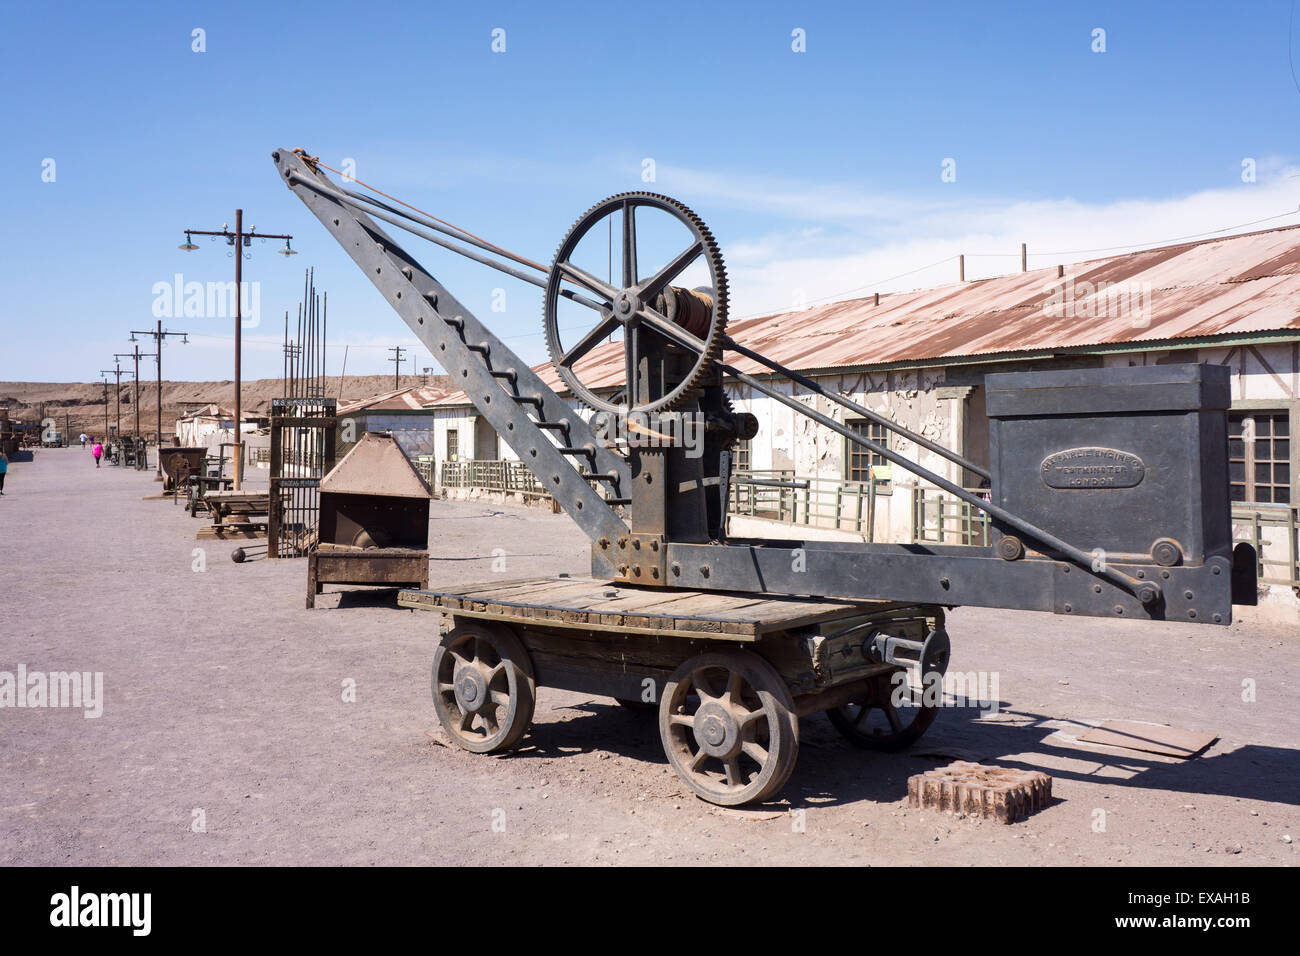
[178,211,295,490]
[99,373,111,439]
[119,345,153,440]
[389,346,406,390]
[102,359,125,438]
[129,320,187,477]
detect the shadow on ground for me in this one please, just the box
[504,700,1300,810]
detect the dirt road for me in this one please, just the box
[0,448,1295,865]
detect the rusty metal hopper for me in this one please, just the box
[308,432,431,607]
[158,446,206,491]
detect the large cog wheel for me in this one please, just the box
[543,192,728,416]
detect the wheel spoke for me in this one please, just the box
[725,671,744,705]
[490,690,512,709]
[622,200,637,288]
[486,661,507,684]
[884,700,904,733]
[482,710,500,736]
[637,305,709,354]
[736,707,766,731]
[559,313,619,368]
[624,325,639,405]
[437,682,457,696]
[689,749,710,772]
[741,741,769,766]
[557,261,618,303]
[724,757,744,789]
[458,710,477,733]
[669,713,695,729]
[636,240,703,302]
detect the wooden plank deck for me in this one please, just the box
[398,576,903,641]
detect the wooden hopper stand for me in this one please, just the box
[307,432,431,608]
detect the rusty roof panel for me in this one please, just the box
[339,384,450,414]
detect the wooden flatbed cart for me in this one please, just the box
[197,489,271,540]
[400,576,949,806]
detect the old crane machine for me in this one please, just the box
[275,148,1256,805]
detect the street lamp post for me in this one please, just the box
[129,320,187,477]
[178,210,295,490]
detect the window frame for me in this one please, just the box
[1228,400,1296,507]
[844,417,893,495]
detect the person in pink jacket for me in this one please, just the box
[92,441,103,468]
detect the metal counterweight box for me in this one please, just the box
[986,363,1232,567]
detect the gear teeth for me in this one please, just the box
[543,192,728,416]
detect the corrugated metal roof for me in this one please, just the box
[339,384,450,414]
[432,222,1300,406]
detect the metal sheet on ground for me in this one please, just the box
[1077,720,1218,758]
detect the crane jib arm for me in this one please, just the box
[272,148,630,546]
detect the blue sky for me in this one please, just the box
[3,0,1300,383]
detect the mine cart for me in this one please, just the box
[307,432,431,608]
[158,446,206,492]
[275,148,1256,806]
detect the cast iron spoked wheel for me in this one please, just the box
[827,625,950,751]
[431,622,536,754]
[826,671,940,752]
[543,192,728,416]
[659,650,799,806]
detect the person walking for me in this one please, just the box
[92,440,103,468]
[80,432,88,450]
[0,450,7,494]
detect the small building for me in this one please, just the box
[335,384,450,470]
[174,404,235,449]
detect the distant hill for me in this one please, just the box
[0,374,453,438]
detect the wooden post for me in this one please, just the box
[958,255,965,282]
[1021,243,1027,272]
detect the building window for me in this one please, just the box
[846,419,890,484]
[446,428,459,462]
[1229,410,1290,504]
[733,438,752,473]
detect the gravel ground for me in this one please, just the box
[0,446,1296,866]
